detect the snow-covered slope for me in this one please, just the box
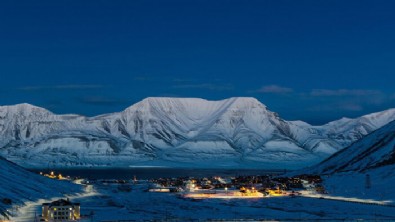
[1,97,395,169]
[0,156,82,219]
[295,120,395,203]
[305,120,395,174]
[288,108,395,154]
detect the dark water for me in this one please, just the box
[30,168,285,180]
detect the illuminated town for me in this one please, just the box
[2,0,395,221]
[19,169,391,221]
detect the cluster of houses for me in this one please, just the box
[40,171,70,180]
[148,174,327,198]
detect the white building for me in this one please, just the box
[41,199,80,221]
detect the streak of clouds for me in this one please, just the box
[310,89,382,97]
[18,84,105,91]
[253,85,294,94]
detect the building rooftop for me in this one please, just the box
[43,198,80,207]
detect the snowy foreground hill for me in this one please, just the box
[301,120,395,202]
[1,97,395,169]
[0,156,82,219]
[306,120,395,175]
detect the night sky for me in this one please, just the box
[1,0,395,124]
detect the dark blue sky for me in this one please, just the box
[1,0,395,124]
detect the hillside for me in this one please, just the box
[0,157,82,219]
[298,121,395,202]
[306,120,395,174]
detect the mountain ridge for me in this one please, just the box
[1,97,395,169]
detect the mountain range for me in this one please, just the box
[1,97,395,169]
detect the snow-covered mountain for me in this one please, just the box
[305,119,395,175]
[295,120,395,203]
[1,97,395,169]
[0,156,82,219]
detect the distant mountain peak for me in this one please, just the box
[1,102,43,109]
[0,103,53,116]
[134,97,263,106]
